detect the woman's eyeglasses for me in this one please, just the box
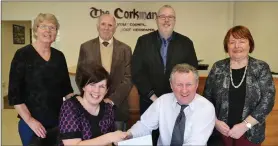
[38,24,57,31]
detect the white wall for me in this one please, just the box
[1,1,277,75]
[2,2,233,69]
[234,2,278,72]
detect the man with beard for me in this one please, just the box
[131,5,198,145]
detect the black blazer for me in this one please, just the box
[131,30,198,112]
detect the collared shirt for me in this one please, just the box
[129,93,216,145]
[99,37,113,47]
[99,37,113,73]
[159,34,172,73]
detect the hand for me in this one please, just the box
[124,130,133,140]
[65,93,74,100]
[150,94,158,102]
[26,117,46,138]
[108,131,129,144]
[104,98,114,105]
[215,119,230,137]
[228,122,248,139]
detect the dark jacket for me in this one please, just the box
[131,30,198,113]
[203,56,275,144]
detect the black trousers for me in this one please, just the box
[29,127,59,146]
[207,131,224,146]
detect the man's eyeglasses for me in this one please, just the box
[38,24,57,31]
[157,15,176,21]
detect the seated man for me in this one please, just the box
[127,63,215,145]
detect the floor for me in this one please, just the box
[2,109,21,145]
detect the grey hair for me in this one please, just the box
[97,14,117,26]
[169,63,199,83]
[157,5,176,16]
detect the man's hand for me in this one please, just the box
[150,94,158,102]
[104,98,114,105]
[64,93,74,100]
[124,130,133,140]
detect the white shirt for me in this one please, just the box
[129,93,216,146]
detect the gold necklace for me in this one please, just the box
[230,65,247,88]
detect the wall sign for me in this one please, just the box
[90,7,157,32]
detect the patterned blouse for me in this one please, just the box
[59,95,115,145]
[203,56,275,144]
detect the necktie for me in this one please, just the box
[102,41,109,47]
[160,39,167,66]
[170,104,188,146]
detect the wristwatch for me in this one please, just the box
[244,120,252,129]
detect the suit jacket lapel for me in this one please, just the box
[242,56,253,119]
[110,38,120,77]
[153,31,164,72]
[166,32,176,69]
[92,37,102,65]
[219,59,231,122]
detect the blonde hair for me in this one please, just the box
[32,13,60,39]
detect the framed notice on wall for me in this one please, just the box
[13,24,25,44]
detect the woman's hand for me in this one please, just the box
[228,122,248,139]
[26,117,46,138]
[215,119,230,137]
[108,130,129,144]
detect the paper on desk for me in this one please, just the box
[118,134,152,145]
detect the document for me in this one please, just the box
[118,135,152,145]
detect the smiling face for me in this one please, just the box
[170,71,198,105]
[97,14,116,41]
[156,6,176,37]
[83,79,108,106]
[35,21,57,44]
[227,35,250,61]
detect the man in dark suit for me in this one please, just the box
[75,14,133,131]
[131,5,198,145]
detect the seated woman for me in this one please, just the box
[59,64,128,145]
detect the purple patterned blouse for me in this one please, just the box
[59,95,115,145]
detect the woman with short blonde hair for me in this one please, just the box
[8,13,73,146]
